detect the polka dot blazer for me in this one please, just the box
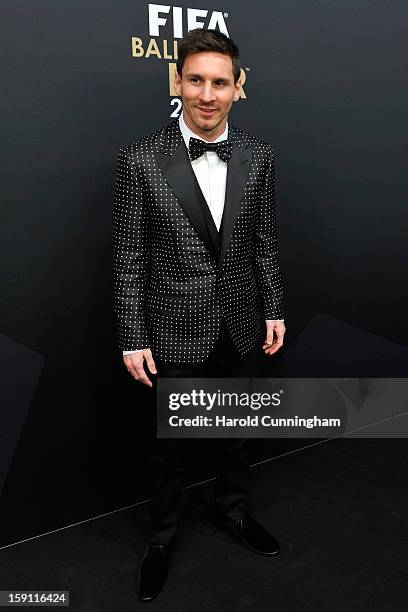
[113,118,285,365]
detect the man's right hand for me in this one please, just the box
[123,349,157,388]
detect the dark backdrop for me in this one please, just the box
[1,0,407,547]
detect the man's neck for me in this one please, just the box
[181,110,227,142]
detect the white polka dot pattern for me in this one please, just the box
[113,118,285,364]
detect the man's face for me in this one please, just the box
[174,51,241,141]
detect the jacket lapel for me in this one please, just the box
[218,125,252,268]
[154,119,253,268]
[154,119,218,257]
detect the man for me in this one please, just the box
[113,28,286,601]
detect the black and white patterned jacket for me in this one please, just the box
[113,118,284,365]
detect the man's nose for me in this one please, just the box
[199,83,216,102]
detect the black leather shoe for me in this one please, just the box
[137,541,174,602]
[214,509,280,556]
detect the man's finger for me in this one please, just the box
[265,337,284,355]
[264,324,274,347]
[265,331,274,345]
[263,335,275,348]
[127,362,143,381]
[135,364,153,387]
[145,352,157,375]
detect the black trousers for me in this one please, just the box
[146,322,257,546]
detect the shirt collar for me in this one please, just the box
[179,110,228,149]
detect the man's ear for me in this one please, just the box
[233,77,242,101]
[174,70,182,96]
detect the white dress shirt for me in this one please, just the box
[179,110,228,230]
[123,111,283,356]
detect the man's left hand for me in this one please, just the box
[262,321,286,355]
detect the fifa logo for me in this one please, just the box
[148,4,229,37]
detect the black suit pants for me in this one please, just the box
[147,322,255,546]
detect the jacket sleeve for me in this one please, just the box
[112,146,150,350]
[254,146,285,320]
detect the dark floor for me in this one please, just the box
[1,439,408,611]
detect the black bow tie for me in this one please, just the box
[188,137,233,162]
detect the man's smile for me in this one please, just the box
[197,107,217,116]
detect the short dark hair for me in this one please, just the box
[176,29,241,84]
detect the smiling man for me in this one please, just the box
[176,50,236,138]
[113,28,286,601]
